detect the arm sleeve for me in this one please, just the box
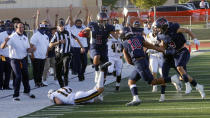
[50,32,57,43]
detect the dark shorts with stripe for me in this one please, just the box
[90,45,108,64]
[129,58,154,84]
[174,47,190,67]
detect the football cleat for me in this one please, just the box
[196,84,205,99]
[95,94,104,103]
[126,100,141,106]
[185,82,192,94]
[159,94,165,102]
[171,74,182,92]
[152,85,158,92]
[99,62,112,71]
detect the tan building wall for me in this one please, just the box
[164,0,178,6]
[0,0,99,28]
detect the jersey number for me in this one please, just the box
[96,35,102,44]
[57,88,72,97]
[128,38,142,50]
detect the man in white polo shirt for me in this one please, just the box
[65,4,89,81]
[30,24,49,87]
[1,22,36,101]
[0,20,13,90]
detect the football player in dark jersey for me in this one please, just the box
[121,27,181,106]
[79,12,115,86]
[153,17,205,100]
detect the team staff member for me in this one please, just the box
[66,5,89,81]
[30,24,49,87]
[1,22,35,101]
[0,20,13,90]
[49,19,85,87]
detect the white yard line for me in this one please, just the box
[72,107,210,113]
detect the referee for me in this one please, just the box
[49,19,85,87]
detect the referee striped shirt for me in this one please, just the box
[51,30,71,54]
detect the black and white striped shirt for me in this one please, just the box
[51,30,71,54]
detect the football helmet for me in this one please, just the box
[97,12,109,27]
[152,17,169,34]
[133,20,141,28]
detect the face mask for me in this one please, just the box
[76,25,82,28]
[38,28,46,35]
[6,27,14,35]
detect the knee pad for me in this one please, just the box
[181,74,189,82]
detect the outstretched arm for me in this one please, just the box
[35,9,40,30]
[83,2,89,26]
[69,4,74,27]
[143,40,164,53]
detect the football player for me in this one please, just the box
[48,62,111,105]
[121,27,181,106]
[107,24,123,91]
[145,25,164,94]
[153,17,205,99]
[79,12,115,84]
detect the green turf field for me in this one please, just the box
[21,52,210,118]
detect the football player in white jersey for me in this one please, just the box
[145,25,165,101]
[107,24,123,91]
[48,62,111,105]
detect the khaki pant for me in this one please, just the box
[42,57,56,81]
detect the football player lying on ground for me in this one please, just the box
[121,27,181,106]
[47,62,111,105]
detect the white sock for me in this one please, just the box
[96,71,104,88]
[116,82,120,87]
[94,71,100,83]
[133,95,140,101]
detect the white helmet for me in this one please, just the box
[48,89,55,100]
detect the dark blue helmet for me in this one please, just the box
[97,12,109,21]
[152,17,169,34]
[133,20,140,28]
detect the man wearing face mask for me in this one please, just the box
[67,19,88,81]
[65,4,89,81]
[0,20,5,33]
[49,19,85,87]
[0,20,14,90]
[30,24,50,87]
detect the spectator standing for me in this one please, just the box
[200,0,206,9]
[0,20,13,90]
